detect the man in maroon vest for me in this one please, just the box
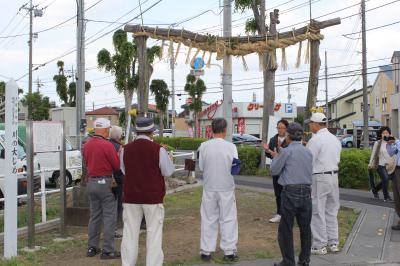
[120,117,174,266]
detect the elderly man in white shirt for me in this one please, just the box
[305,113,342,256]
[198,118,239,262]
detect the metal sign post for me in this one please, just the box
[4,80,19,258]
[26,120,35,249]
[59,121,67,238]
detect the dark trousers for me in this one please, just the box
[273,175,283,215]
[369,167,394,199]
[278,185,312,266]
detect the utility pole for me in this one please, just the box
[361,0,369,148]
[325,51,329,127]
[76,0,86,149]
[28,0,33,118]
[287,77,291,103]
[222,0,233,142]
[170,44,176,136]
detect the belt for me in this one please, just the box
[313,170,338,175]
[89,176,112,179]
[284,184,311,188]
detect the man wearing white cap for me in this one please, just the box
[83,118,121,259]
[305,113,342,255]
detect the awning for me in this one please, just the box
[352,120,381,127]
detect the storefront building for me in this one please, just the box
[197,101,297,138]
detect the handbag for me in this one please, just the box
[231,158,241,175]
[387,155,397,175]
[371,140,382,170]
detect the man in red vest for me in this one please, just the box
[120,117,174,266]
[83,118,121,259]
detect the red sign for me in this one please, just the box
[247,103,282,112]
[237,117,245,134]
[198,100,223,119]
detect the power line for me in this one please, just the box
[343,19,400,37]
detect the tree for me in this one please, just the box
[150,79,170,137]
[21,91,51,120]
[184,75,206,138]
[98,30,137,134]
[235,0,279,168]
[295,112,305,126]
[53,61,91,107]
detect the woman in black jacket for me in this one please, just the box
[262,119,289,223]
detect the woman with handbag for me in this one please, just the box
[368,126,396,201]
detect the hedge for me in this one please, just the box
[153,137,207,151]
[237,146,262,175]
[338,148,372,189]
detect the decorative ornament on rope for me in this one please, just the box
[206,51,212,68]
[304,26,311,64]
[280,48,288,71]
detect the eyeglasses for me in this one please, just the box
[277,127,286,130]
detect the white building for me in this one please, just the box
[391,51,400,138]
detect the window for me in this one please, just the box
[382,92,387,112]
[396,85,399,93]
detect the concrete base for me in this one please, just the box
[22,246,43,253]
[66,206,90,226]
[53,237,74,242]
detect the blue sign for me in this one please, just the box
[285,103,293,113]
[193,57,205,70]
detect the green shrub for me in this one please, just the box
[238,146,261,175]
[339,148,371,189]
[153,137,206,150]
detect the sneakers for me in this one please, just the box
[311,246,327,255]
[100,251,121,260]
[384,196,394,202]
[86,247,100,257]
[269,214,281,223]
[200,253,211,262]
[372,190,379,199]
[327,244,340,253]
[223,253,239,262]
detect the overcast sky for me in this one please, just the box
[0,0,399,112]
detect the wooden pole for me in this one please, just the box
[135,36,149,116]
[306,29,321,119]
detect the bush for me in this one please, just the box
[339,148,371,189]
[153,137,207,150]
[238,146,262,175]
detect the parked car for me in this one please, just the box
[341,134,354,148]
[35,139,82,187]
[154,129,173,138]
[0,131,41,199]
[232,134,262,145]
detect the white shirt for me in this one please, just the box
[306,128,342,174]
[120,135,175,177]
[198,138,238,192]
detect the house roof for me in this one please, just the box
[329,86,372,103]
[392,51,400,62]
[378,65,393,80]
[86,107,119,116]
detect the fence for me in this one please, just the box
[0,151,195,225]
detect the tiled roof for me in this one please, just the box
[86,107,119,115]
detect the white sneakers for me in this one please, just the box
[311,244,340,255]
[327,244,340,253]
[311,247,327,255]
[269,214,281,223]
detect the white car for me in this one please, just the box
[0,131,41,199]
[154,129,173,138]
[35,140,82,187]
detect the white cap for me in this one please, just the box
[94,118,111,129]
[305,112,327,123]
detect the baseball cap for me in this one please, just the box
[304,112,327,124]
[94,118,111,129]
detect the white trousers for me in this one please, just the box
[121,203,164,266]
[200,190,238,255]
[311,173,340,248]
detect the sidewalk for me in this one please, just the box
[195,175,400,266]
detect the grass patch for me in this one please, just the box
[0,187,359,266]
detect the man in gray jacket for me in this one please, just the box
[271,122,313,266]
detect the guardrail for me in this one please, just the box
[0,151,195,223]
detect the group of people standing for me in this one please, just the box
[81,113,400,266]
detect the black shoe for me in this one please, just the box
[298,261,310,266]
[100,251,121,260]
[114,232,123,239]
[392,224,400,230]
[86,247,100,257]
[384,197,394,202]
[373,191,379,199]
[273,263,282,266]
[200,253,211,262]
[223,254,239,262]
